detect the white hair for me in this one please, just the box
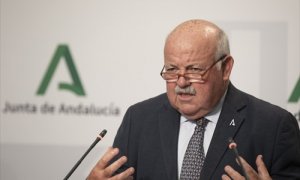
[215,29,230,69]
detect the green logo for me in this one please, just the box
[288,76,300,103]
[36,44,86,96]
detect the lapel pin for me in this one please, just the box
[229,119,236,126]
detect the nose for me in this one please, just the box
[176,73,191,88]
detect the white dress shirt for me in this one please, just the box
[177,92,227,177]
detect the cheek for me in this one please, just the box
[166,84,177,102]
[166,84,175,94]
[194,86,209,101]
[193,83,217,104]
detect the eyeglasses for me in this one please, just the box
[160,55,228,83]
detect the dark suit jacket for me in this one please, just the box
[112,83,300,179]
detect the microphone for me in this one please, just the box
[228,138,250,180]
[63,129,107,180]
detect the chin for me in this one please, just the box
[179,105,208,119]
[179,108,198,118]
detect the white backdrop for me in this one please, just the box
[1,0,299,179]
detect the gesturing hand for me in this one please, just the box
[87,147,135,180]
[222,155,272,180]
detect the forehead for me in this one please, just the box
[164,41,216,66]
[164,30,217,66]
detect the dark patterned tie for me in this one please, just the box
[180,118,209,180]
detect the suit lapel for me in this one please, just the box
[201,83,247,179]
[158,99,181,180]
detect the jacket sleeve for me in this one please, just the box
[110,105,140,177]
[271,112,300,179]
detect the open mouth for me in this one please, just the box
[178,92,194,96]
[176,93,195,102]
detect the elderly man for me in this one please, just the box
[87,19,300,180]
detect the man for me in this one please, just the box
[87,19,300,179]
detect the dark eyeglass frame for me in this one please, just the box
[160,54,228,83]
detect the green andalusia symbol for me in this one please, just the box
[36,44,86,96]
[288,76,300,103]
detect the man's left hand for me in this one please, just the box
[222,155,272,180]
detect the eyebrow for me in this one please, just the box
[165,63,204,68]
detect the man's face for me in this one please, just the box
[164,34,231,120]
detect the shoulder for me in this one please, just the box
[128,93,170,112]
[228,83,292,117]
[120,93,171,120]
[244,91,292,119]
[226,83,297,127]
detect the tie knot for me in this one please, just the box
[196,118,209,128]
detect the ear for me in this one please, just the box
[222,56,234,81]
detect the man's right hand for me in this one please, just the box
[87,147,135,180]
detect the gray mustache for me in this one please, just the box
[175,86,196,95]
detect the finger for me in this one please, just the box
[238,156,258,178]
[221,174,232,180]
[103,155,129,177]
[256,155,271,179]
[120,167,135,177]
[224,165,245,179]
[124,176,134,180]
[96,147,119,169]
[111,167,135,180]
[238,156,264,180]
[123,175,134,180]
